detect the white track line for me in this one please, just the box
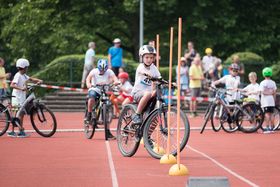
[187,145,259,187]
[105,141,119,187]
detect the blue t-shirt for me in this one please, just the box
[108,47,123,67]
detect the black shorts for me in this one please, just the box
[263,106,274,113]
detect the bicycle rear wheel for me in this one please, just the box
[0,104,10,136]
[220,108,239,133]
[143,107,190,159]
[30,103,57,137]
[237,103,264,133]
[116,104,140,157]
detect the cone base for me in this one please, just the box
[152,146,166,155]
[160,154,177,164]
[169,164,189,176]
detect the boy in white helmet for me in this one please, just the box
[8,58,43,137]
[85,59,119,140]
[131,45,161,125]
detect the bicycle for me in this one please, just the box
[200,87,264,134]
[0,84,57,137]
[117,74,190,159]
[83,84,115,140]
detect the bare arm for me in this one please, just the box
[108,54,112,69]
[86,73,93,88]
[29,77,43,84]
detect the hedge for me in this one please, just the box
[224,52,270,83]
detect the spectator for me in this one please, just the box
[176,57,189,107]
[0,57,10,97]
[259,67,277,133]
[108,38,123,76]
[184,41,197,67]
[189,56,204,117]
[81,42,96,88]
[202,48,214,77]
[242,72,260,102]
[232,55,245,84]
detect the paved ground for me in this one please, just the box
[0,112,279,187]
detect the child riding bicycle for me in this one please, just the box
[85,59,119,140]
[8,58,43,138]
[131,45,161,125]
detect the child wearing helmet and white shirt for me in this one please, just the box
[131,45,161,125]
[211,63,241,103]
[8,58,43,138]
[85,59,119,139]
[259,67,277,133]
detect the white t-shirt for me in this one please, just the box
[88,68,115,94]
[11,72,30,106]
[121,81,133,96]
[242,83,260,101]
[202,55,214,73]
[219,75,240,102]
[131,63,161,95]
[84,48,95,65]
[259,79,277,107]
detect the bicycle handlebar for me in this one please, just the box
[142,73,176,88]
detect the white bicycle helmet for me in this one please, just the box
[16,58,30,68]
[139,45,156,65]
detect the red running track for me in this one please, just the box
[0,112,279,187]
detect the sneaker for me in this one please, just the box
[85,112,92,122]
[17,131,29,138]
[7,131,17,137]
[132,114,142,125]
[107,130,116,140]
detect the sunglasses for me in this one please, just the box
[232,70,238,72]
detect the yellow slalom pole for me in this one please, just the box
[169,17,189,176]
[160,27,176,164]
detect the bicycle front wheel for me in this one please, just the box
[210,104,222,132]
[237,103,264,133]
[84,109,96,139]
[30,103,57,137]
[143,107,190,159]
[0,104,10,136]
[117,104,140,157]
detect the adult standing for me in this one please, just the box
[184,41,197,67]
[189,56,204,117]
[81,42,96,88]
[108,38,123,76]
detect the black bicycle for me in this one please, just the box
[0,84,57,137]
[84,84,114,140]
[201,87,264,134]
[117,74,190,159]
